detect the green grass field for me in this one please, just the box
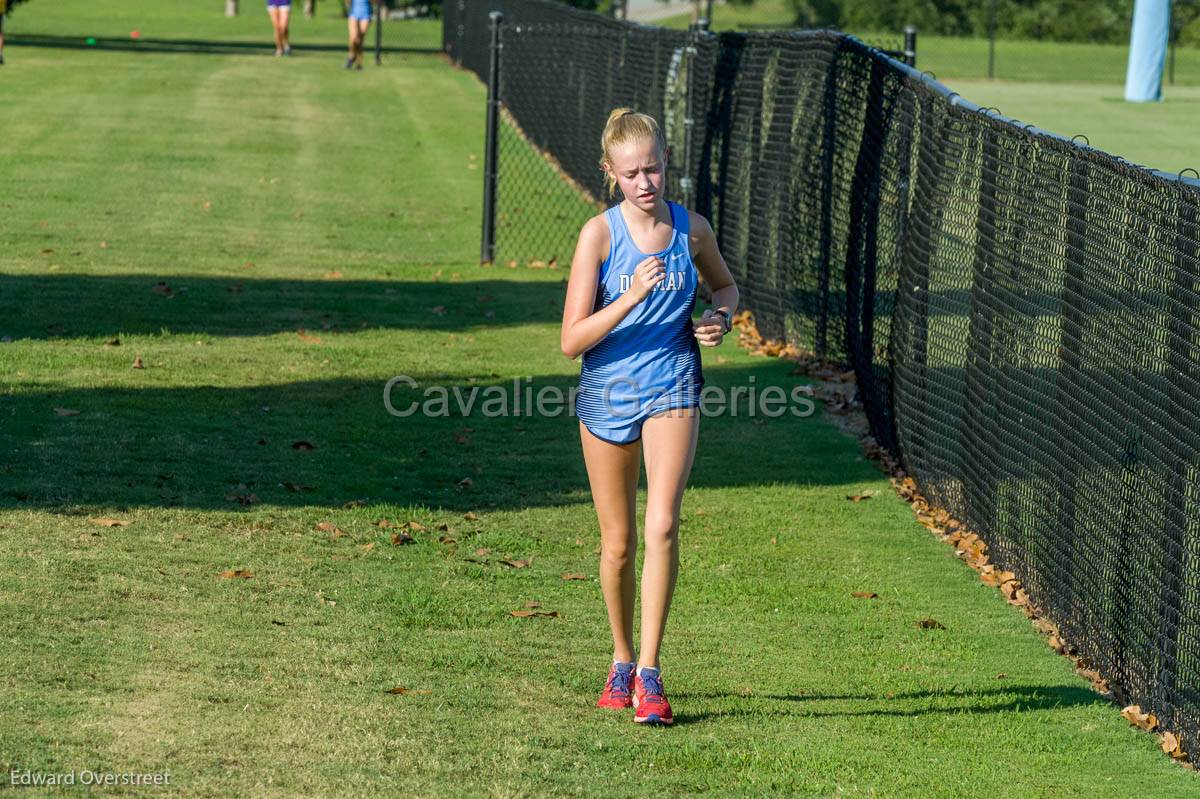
[660,0,1200,173]
[1,1,1199,796]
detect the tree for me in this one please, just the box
[785,0,845,28]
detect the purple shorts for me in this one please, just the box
[267,0,291,7]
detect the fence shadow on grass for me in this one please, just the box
[668,683,1106,725]
[0,275,569,339]
[8,33,439,56]
[1,361,866,513]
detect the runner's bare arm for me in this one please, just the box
[689,211,739,320]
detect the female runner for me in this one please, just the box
[345,0,373,70]
[266,0,292,56]
[560,107,739,724]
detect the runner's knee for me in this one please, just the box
[601,533,636,568]
[643,511,679,550]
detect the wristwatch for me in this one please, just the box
[713,308,731,334]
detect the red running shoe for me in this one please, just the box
[633,667,673,725]
[597,661,636,709]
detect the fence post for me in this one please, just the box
[680,20,706,212]
[455,0,465,66]
[903,25,917,68]
[375,0,384,65]
[480,10,503,264]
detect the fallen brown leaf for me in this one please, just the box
[385,687,431,695]
[391,532,415,545]
[218,569,254,579]
[316,521,348,538]
[1121,704,1159,732]
[1162,730,1188,760]
[510,609,559,618]
[500,558,531,569]
[464,511,480,521]
[916,618,946,630]
[561,573,588,581]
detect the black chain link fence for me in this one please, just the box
[446,0,1200,766]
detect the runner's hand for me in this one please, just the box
[627,256,666,304]
[693,308,725,347]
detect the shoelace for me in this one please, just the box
[606,667,634,698]
[638,672,665,701]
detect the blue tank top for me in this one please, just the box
[575,200,705,432]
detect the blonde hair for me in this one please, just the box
[599,107,666,199]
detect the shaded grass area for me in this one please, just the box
[0,0,1198,796]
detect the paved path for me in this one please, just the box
[623,0,723,24]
